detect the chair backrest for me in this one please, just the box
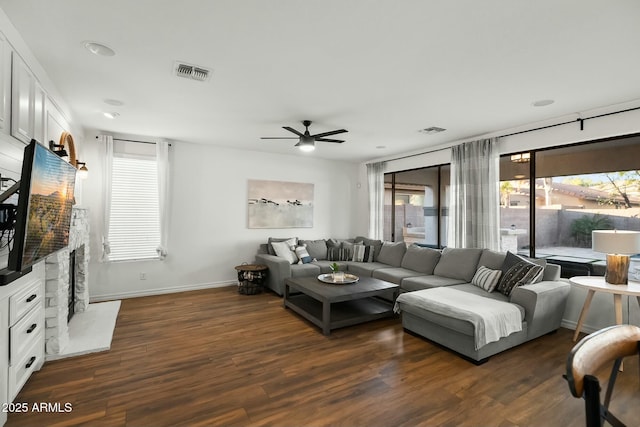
[565,324,640,427]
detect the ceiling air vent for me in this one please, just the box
[419,126,446,135]
[174,61,211,82]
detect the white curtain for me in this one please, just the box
[447,138,500,250]
[99,135,114,261]
[367,161,386,240]
[156,140,170,259]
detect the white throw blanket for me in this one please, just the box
[394,287,523,350]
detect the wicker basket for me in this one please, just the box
[235,264,268,295]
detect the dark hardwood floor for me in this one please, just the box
[6,287,640,427]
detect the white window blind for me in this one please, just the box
[107,154,160,261]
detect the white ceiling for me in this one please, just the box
[1,0,639,162]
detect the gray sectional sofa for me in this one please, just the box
[255,237,570,363]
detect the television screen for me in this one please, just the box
[8,140,77,272]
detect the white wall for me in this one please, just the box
[81,134,363,300]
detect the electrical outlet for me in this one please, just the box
[139,272,146,280]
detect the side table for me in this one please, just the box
[570,276,640,342]
[234,264,268,295]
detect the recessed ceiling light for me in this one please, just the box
[83,41,116,56]
[514,174,526,179]
[532,99,554,107]
[103,112,120,119]
[376,145,386,149]
[104,99,124,106]
[419,127,446,134]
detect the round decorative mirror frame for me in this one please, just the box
[59,131,77,167]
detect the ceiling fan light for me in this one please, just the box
[298,143,315,152]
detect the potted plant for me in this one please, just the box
[329,262,344,282]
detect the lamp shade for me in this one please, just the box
[592,230,640,255]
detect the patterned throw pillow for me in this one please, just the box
[271,238,298,264]
[496,261,544,296]
[471,266,502,292]
[352,244,374,263]
[295,245,312,264]
[327,240,362,261]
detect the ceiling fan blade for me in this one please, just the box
[310,129,348,138]
[315,138,344,143]
[283,126,304,137]
[260,137,299,140]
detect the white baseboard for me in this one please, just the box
[90,280,236,302]
[561,318,599,336]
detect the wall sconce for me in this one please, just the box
[510,152,531,163]
[76,161,89,179]
[592,230,640,284]
[49,140,69,161]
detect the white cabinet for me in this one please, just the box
[0,296,8,427]
[0,32,11,135]
[45,96,69,146]
[0,270,45,426]
[33,81,45,145]
[10,52,36,144]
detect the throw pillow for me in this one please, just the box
[326,239,342,261]
[295,245,313,264]
[471,266,502,292]
[352,244,374,263]
[268,237,297,255]
[340,241,361,262]
[496,261,544,296]
[355,236,383,261]
[271,238,298,264]
[499,251,545,288]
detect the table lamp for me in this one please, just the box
[592,230,640,284]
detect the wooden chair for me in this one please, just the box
[565,324,640,427]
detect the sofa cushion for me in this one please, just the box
[268,237,297,255]
[355,236,383,261]
[496,260,544,297]
[299,239,328,260]
[451,284,524,313]
[478,249,507,270]
[401,244,441,274]
[352,244,375,263]
[433,248,483,282]
[471,266,502,292]
[271,238,298,264]
[313,260,349,274]
[291,263,321,277]
[542,263,561,281]
[346,261,389,277]
[400,275,466,292]
[377,242,407,267]
[372,268,423,285]
[294,245,312,264]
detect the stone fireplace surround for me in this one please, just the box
[43,207,90,356]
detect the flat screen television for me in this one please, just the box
[4,139,76,279]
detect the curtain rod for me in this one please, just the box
[376,105,640,164]
[96,136,172,146]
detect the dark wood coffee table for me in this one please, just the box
[283,275,399,335]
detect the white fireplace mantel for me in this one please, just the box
[43,207,90,356]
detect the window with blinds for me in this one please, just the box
[108,154,160,261]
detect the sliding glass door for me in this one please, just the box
[384,165,448,247]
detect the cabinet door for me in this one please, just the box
[33,81,45,145]
[11,52,34,144]
[0,32,11,135]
